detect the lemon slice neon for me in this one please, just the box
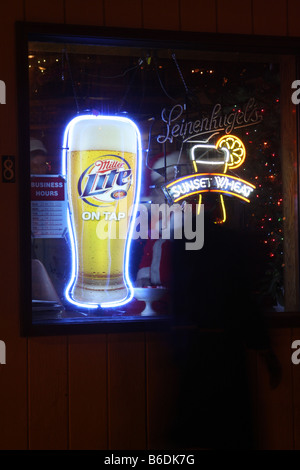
[216,135,246,170]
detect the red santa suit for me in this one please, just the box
[136,238,171,287]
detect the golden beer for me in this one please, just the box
[66,116,139,305]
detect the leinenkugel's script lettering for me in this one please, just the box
[157,98,262,144]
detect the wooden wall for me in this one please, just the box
[0,0,300,450]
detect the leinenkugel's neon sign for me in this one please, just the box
[165,173,255,203]
[162,134,255,222]
[62,114,142,309]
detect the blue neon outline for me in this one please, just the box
[62,114,142,310]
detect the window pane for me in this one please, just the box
[28,40,285,328]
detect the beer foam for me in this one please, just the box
[68,116,137,153]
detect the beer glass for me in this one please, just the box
[190,143,229,174]
[63,115,141,307]
[187,141,229,223]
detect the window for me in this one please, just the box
[17,23,300,334]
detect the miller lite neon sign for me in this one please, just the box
[62,114,142,310]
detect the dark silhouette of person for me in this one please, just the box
[169,197,281,450]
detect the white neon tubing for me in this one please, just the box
[101,119,142,309]
[191,144,230,165]
[62,117,98,309]
[62,114,142,310]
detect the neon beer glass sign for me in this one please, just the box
[62,115,142,309]
[162,134,255,222]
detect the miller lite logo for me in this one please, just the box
[78,155,132,206]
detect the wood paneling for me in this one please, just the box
[24,0,68,453]
[108,333,146,449]
[0,335,27,450]
[1,0,300,453]
[288,0,300,37]
[146,332,181,449]
[142,0,180,30]
[104,0,142,28]
[0,0,28,451]
[24,0,65,22]
[253,0,287,36]
[256,329,294,449]
[217,0,252,34]
[68,335,108,450]
[245,349,259,449]
[65,0,104,26]
[28,337,68,449]
[180,0,217,33]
